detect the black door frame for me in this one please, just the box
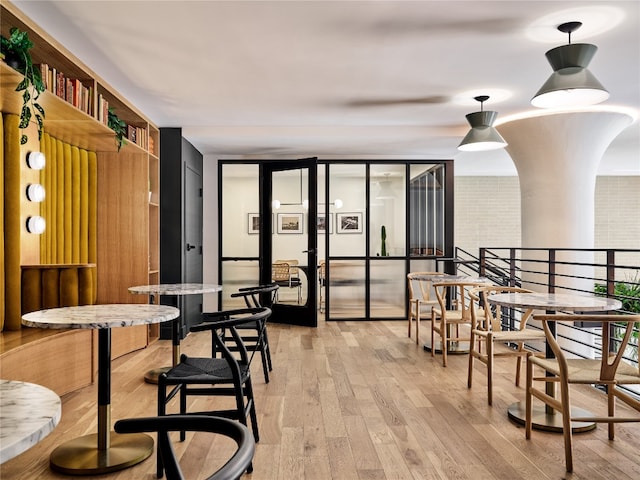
[260,159,318,326]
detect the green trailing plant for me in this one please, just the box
[594,275,640,360]
[381,225,387,256]
[107,107,127,151]
[1,27,46,145]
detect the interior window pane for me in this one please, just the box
[221,260,259,309]
[370,164,406,257]
[327,260,365,318]
[370,260,405,318]
[409,164,445,257]
[221,164,259,258]
[330,164,366,256]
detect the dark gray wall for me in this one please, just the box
[160,127,204,338]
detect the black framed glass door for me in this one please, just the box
[261,159,318,326]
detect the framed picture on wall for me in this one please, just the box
[248,213,260,234]
[277,213,303,234]
[336,212,362,234]
[317,213,333,234]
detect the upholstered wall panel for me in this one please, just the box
[56,139,64,262]
[63,143,72,263]
[80,149,89,263]
[3,114,21,330]
[89,151,97,302]
[0,114,4,331]
[71,147,80,262]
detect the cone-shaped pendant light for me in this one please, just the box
[532,21,609,108]
[457,95,507,152]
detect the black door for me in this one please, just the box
[261,160,318,326]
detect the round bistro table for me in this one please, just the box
[22,304,179,475]
[487,292,622,433]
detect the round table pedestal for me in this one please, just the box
[507,401,596,433]
[144,366,171,384]
[49,432,154,475]
[422,340,470,354]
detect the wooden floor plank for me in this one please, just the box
[1,319,639,479]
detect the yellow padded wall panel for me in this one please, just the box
[3,114,21,330]
[42,268,60,309]
[21,269,42,315]
[55,139,64,263]
[41,134,52,262]
[80,149,89,263]
[63,143,72,263]
[0,114,4,331]
[71,146,80,263]
[78,266,94,305]
[59,268,79,307]
[88,151,97,302]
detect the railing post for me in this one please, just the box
[548,249,556,294]
[509,248,517,287]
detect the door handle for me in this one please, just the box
[302,249,316,254]
[186,243,196,251]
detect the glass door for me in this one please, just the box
[261,160,318,326]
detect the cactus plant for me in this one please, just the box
[381,225,387,256]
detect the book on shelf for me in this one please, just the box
[36,63,92,115]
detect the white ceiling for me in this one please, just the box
[13,0,640,175]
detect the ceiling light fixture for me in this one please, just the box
[457,96,508,152]
[531,21,609,108]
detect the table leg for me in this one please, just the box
[507,317,595,433]
[144,294,181,384]
[49,329,154,475]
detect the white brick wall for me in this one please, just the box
[454,176,640,256]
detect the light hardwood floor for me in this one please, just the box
[2,319,639,479]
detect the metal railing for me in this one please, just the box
[443,247,640,394]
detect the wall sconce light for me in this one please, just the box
[332,199,343,209]
[26,216,46,234]
[26,151,46,170]
[26,183,46,202]
[272,199,281,210]
[531,21,609,108]
[457,95,508,151]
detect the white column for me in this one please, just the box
[496,108,634,292]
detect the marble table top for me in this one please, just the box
[428,275,493,285]
[487,292,622,312]
[0,380,61,463]
[21,304,180,330]
[128,283,223,296]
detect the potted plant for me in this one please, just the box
[1,27,45,145]
[107,107,127,151]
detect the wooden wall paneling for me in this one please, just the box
[97,151,149,356]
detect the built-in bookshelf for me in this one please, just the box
[1,1,162,365]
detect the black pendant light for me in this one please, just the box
[531,21,609,108]
[457,95,507,152]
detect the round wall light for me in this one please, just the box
[26,151,46,170]
[26,216,46,234]
[26,183,46,202]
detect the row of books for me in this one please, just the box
[38,63,93,116]
[127,125,149,151]
[36,62,154,153]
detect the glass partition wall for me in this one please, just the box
[220,160,453,321]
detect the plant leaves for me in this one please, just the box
[34,102,45,117]
[16,78,27,91]
[20,134,28,145]
[19,105,31,128]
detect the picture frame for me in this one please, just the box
[277,213,303,234]
[248,213,260,234]
[336,212,362,234]
[317,213,333,234]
